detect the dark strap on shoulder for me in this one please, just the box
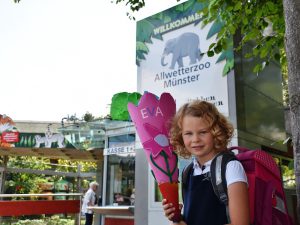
[181,162,193,203]
[210,151,237,205]
[210,151,237,223]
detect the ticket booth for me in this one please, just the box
[90,121,136,225]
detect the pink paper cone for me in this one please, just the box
[128,92,180,221]
[127,92,178,183]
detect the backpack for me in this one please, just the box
[181,146,294,225]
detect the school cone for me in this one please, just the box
[127,92,180,221]
[159,182,181,222]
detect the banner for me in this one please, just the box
[136,0,233,116]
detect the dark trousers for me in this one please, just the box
[85,213,93,225]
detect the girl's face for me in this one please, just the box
[181,115,216,165]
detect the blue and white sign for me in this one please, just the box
[136,1,232,116]
[104,145,135,155]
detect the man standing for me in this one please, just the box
[82,181,99,225]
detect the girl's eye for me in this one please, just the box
[183,132,192,136]
[199,130,208,135]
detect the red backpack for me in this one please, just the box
[182,146,294,225]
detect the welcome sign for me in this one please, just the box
[136,0,233,116]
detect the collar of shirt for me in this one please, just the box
[192,158,212,176]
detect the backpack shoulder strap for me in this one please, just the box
[210,151,237,205]
[181,161,193,203]
[210,151,237,223]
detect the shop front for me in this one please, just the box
[86,122,136,225]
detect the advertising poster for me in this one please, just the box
[136,0,234,117]
[0,114,19,147]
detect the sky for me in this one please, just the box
[0,0,181,122]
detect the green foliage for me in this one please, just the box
[112,0,146,20]
[5,157,52,195]
[82,112,94,122]
[197,0,285,73]
[4,156,96,196]
[57,159,97,173]
[115,0,145,12]
[135,1,235,74]
[110,92,141,120]
[282,163,296,188]
[10,216,75,225]
[131,0,286,75]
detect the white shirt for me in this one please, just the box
[81,188,96,214]
[192,157,248,186]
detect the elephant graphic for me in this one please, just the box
[161,32,202,69]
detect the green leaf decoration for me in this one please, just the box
[206,20,223,39]
[136,41,149,64]
[110,92,141,121]
[182,0,195,11]
[150,151,178,183]
[222,58,234,76]
[175,4,184,12]
[136,20,156,43]
[216,52,226,63]
[216,49,234,63]
[136,0,206,65]
[136,41,149,53]
[137,51,146,60]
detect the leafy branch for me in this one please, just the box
[197,0,286,74]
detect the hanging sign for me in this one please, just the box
[104,145,135,155]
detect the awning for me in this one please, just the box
[0,147,103,161]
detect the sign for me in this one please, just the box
[104,145,135,155]
[136,0,232,116]
[1,132,19,143]
[0,114,19,147]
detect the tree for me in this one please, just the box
[283,0,300,216]
[116,0,300,218]
[83,111,95,122]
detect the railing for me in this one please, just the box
[0,193,83,225]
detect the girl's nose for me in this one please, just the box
[192,134,201,142]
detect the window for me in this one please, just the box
[105,134,135,206]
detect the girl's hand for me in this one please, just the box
[162,199,183,221]
[162,199,175,220]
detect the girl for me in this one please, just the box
[162,100,249,225]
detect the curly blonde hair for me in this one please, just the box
[170,100,234,158]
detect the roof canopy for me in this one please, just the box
[0,147,103,161]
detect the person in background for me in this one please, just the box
[82,181,99,225]
[130,188,135,205]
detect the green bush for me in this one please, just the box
[11,216,75,225]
